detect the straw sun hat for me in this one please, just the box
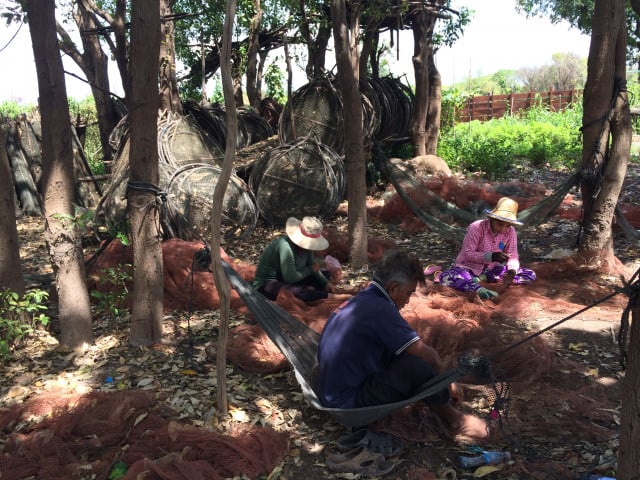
[286,216,329,251]
[485,197,523,226]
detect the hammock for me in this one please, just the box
[373,145,580,238]
[222,260,486,427]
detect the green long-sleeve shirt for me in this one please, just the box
[253,236,329,290]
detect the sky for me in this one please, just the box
[0,0,592,104]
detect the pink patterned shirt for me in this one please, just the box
[454,219,520,275]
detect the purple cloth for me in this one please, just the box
[439,264,536,293]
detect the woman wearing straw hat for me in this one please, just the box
[253,216,350,303]
[435,197,536,299]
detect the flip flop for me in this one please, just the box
[337,428,405,456]
[424,264,442,277]
[326,445,396,476]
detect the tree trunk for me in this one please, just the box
[26,0,93,349]
[410,10,436,156]
[331,0,368,267]
[128,1,164,347]
[74,1,121,162]
[212,0,239,419]
[578,0,630,272]
[159,0,183,115]
[0,122,24,295]
[300,0,331,80]
[425,53,442,155]
[619,283,640,479]
[246,0,263,110]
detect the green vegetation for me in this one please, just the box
[90,264,132,327]
[0,289,50,359]
[437,101,584,180]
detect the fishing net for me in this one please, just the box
[279,76,344,153]
[165,163,257,240]
[278,75,402,153]
[248,136,346,226]
[184,101,274,149]
[97,110,257,239]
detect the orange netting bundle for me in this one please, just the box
[0,390,289,480]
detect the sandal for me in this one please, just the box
[424,264,442,277]
[337,428,405,456]
[326,445,396,476]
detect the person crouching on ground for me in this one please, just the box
[316,249,490,440]
[253,216,349,304]
[437,197,536,300]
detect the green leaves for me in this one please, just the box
[0,288,50,360]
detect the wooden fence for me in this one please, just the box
[457,89,582,122]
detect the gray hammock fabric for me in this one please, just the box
[373,145,581,240]
[222,260,468,427]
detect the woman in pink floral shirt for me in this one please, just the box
[437,197,536,299]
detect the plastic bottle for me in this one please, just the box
[459,450,511,468]
[580,476,616,480]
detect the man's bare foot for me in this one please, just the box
[448,413,490,440]
[431,404,491,441]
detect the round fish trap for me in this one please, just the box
[369,76,414,141]
[249,137,346,226]
[278,76,344,153]
[165,163,257,240]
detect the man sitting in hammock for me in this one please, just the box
[435,197,536,300]
[316,249,491,440]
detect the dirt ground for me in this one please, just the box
[3,165,640,480]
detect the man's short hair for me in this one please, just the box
[373,249,425,287]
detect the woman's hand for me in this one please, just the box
[449,382,464,404]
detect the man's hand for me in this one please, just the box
[491,251,509,263]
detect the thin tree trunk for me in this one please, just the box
[0,122,24,295]
[246,0,263,110]
[128,1,164,346]
[212,0,239,419]
[425,53,442,154]
[410,10,436,157]
[619,282,640,479]
[331,0,367,267]
[26,0,93,349]
[159,0,183,115]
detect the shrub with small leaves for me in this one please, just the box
[90,264,132,326]
[0,289,50,359]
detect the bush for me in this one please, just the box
[437,102,583,178]
[0,289,50,359]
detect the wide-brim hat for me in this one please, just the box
[485,197,523,226]
[285,216,329,251]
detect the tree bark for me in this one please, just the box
[246,0,263,110]
[159,0,183,115]
[331,0,368,267]
[0,122,24,295]
[300,0,331,80]
[212,0,239,419]
[410,10,436,157]
[578,0,630,271]
[425,53,442,154]
[619,281,640,479]
[128,1,164,346]
[26,0,93,349]
[74,0,121,162]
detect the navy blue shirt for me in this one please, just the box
[316,282,420,408]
